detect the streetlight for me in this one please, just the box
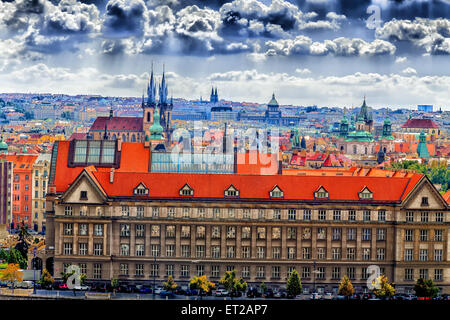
[153,255,156,299]
[33,247,37,295]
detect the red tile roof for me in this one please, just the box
[443,190,450,204]
[69,133,87,140]
[90,117,143,131]
[51,141,426,203]
[401,119,439,129]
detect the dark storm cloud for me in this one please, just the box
[102,0,148,37]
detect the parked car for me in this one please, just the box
[74,284,90,291]
[335,295,346,300]
[175,287,186,295]
[310,293,322,300]
[229,290,242,297]
[247,287,261,298]
[215,288,229,297]
[160,290,175,297]
[58,283,68,290]
[263,289,274,298]
[139,286,152,294]
[323,293,333,300]
[154,287,163,295]
[274,290,287,299]
[185,288,198,296]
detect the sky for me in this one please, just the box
[0,0,449,109]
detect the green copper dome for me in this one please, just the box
[345,130,374,142]
[341,114,348,124]
[384,117,391,125]
[0,135,8,154]
[417,130,430,158]
[149,107,163,139]
[268,93,279,106]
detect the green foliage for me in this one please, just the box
[219,270,248,296]
[80,274,86,285]
[60,270,75,284]
[111,278,119,288]
[372,275,395,298]
[0,248,28,269]
[286,269,302,297]
[388,161,449,192]
[338,275,355,296]
[189,275,215,294]
[414,278,439,298]
[259,281,267,294]
[39,269,54,287]
[163,275,178,292]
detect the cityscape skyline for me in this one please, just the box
[0,0,449,109]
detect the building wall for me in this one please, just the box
[47,178,450,294]
[0,160,12,238]
[32,156,50,232]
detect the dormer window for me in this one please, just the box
[179,184,194,196]
[225,185,239,197]
[133,183,149,196]
[80,191,88,200]
[421,197,429,206]
[314,186,329,199]
[358,186,373,200]
[269,185,284,198]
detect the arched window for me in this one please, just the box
[365,147,368,155]
[131,134,136,142]
[147,111,150,122]
[112,134,117,140]
[122,134,126,142]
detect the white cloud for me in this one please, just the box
[395,56,407,63]
[401,67,417,75]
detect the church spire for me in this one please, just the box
[147,61,156,106]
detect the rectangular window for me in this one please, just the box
[316,267,325,280]
[135,264,144,277]
[302,267,310,279]
[317,247,326,260]
[211,226,220,239]
[434,249,443,262]
[181,226,191,238]
[272,247,280,259]
[196,245,205,258]
[347,267,355,280]
[362,248,371,260]
[288,247,296,259]
[63,243,73,255]
[242,266,250,278]
[256,266,265,279]
[120,244,130,256]
[272,227,281,240]
[404,249,413,261]
[421,212,428,222]
[435,212,443,222]
[302,247,311,260]
[332,228,341,240]
[419,249,428,261]
[211,265,220,278]
[348,210,356,221]
[273,209,281,220]
[227,246,235,258]
[377,248,385,260]
[242,226,251,239]
[196,265,205,277]
[227,226,236,239]
[242,246,251,259]
[166,245,175,257]
[197,208,205,218]
[181,265,190,278]
[167,208,175,218]
[434,230,443,241]
[211,246,220,259]
[272,266,280,279]
[363,210,371,221]
[257,227,266,239]
[243,209,251,219]
[166,225,175,238]
[64,206,73,216]
[332,267,340,280]
[378,210,386,221]
[434,269,443,281]
[258,209,265,220]
[404,269,413,281]
[303,209,311,221]
[151,225,160,237]
[318,210,326,221]
[94,243,103,256]
[377,228,386,241]
[121,206,129,217]
[333,210,341,221]
[420,230,428,241]
[288,209,296,220]
[93,264,102,279]
[101,141,115,164]
[94,224,103,236]
[120,224,130,237]
[287,227,296,240]
[362,228,371,241]
[79,243,87,256]
[63,223,73,235]
[196,226,205,239]
[136,224,145,237]
[183,208,190,218]
[166,265,174,277]
[137,244,146,257]
[347,228,356,241]
[419,269,428,280]
[137,206,145,218]
[332,248,341,260]
[406,212,414,222]
[405,229,413,241]
[152,207,159,217]
[74,140,88,163]
[181,245,190,258]
[256,246,265,259]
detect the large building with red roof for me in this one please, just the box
[42,140,450,294]
[401,118,441,137]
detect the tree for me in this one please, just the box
[60,270,75,284]
[39,268,54,289]
[338,275,354,297]
[260,281,267,296]
[80,274,86,285]
[15,221,31,261]
[286,269,302,297]
[372,275,395,299]
[111,278,119,295]
[0,248,28,269]
[190,275,215,300]
[414,278,439,298]
[163,275,178,293]
[0,263,23,291]
[219,270,248,298]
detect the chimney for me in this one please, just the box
[110,168,115,184]
[117,136,122,151]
